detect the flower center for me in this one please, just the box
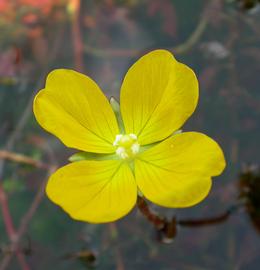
[113,134,140,160]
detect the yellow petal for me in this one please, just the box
[33,69,119,153]
[46,160,137,223]
[135,132,226,207]
[120,49,198,145]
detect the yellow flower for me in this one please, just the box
[33,50,226,223]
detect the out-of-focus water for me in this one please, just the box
[0,1,260,269]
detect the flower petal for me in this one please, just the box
[46,160,137,223]
[120,50,198,145]
[34,69,119,153]
[135,132,226,207]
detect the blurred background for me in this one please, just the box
[0,0,260,269]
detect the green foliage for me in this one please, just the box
[2,178,25,193]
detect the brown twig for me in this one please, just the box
[0,150,51,170]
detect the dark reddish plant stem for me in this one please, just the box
[0,183,30,270]
[137,196,165,229]
[137,196,241,242]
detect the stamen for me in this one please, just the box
[131,143,140,154]
[113,133,139,160]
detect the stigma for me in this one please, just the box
[113,134,140,160]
